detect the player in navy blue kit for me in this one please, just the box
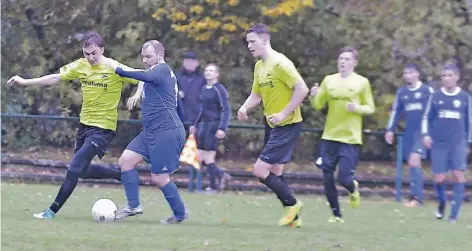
[422,64,471,223]
[189,64,232,192]
[105,40,188,224]
[385,64,433,207]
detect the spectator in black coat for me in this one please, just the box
[176,51,206,128]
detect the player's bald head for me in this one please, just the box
[142,40,165,55]
[141,40,165,69]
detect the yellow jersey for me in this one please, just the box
[310,72,375,144]
[251,50,304,128]
[59,58,138,131]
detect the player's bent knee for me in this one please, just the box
[408,153,422,167]
[65,170,80,182]
[253,159,271,179]
[78,170,89,179]
[202,150,216,164]
[197,150,204,163]
[253,167,267,179]
[434,174,446,183]
[151,173,170,187]
[119,150,143,171]
[270,164,284,176]
[452,170,465,182]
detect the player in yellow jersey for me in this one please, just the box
[310,47,375,223]
[7,31,141,219]
[238,23,309,227]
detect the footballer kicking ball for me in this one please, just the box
[92,198,117,222]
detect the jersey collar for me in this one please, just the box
[441,86,461,96]
[407,81,422,91]
[262,49,277,63]
[205,82,219,89]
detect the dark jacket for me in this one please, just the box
[176,67,206,124]
[193,83,231,131]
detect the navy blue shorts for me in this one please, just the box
[431,140,468,174]
[315,140,360,173]
[70,123,115,174]
[126,127,186,174]
[74,123,115,159]
[403,134,428,161]
[259,122,301,165]
[196,121,220,151]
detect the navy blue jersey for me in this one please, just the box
[116,63,184,132]
[386,82,434,136]
[194,83,230,131]
[422,87,472,145]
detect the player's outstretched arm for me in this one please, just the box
[103,58,158,83]
[353,80,375,115]
[7,74,61,87]
[115,66,159,84]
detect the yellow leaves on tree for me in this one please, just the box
[227,0,239,6]
[190,5,204,15]
[171,11,188,22]
[152,0,314,44]
[205,0,221,6]
[263,0,314,17]
[152,8,168,20]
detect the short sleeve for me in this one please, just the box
[251,62,261,94]
[274,57,303,89]
[59,59,82,81]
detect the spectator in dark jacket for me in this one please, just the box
[176,51,207,127]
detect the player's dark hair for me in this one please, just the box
[247,23,270,36]
[404,63,420,72]
[442,63,460,75]
[340,47,358,60]
[82,30,104,48]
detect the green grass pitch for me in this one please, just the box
[1,183,471,251]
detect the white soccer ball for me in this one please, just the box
[92,198,117,222]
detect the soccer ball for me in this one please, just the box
[92,198,117,222]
